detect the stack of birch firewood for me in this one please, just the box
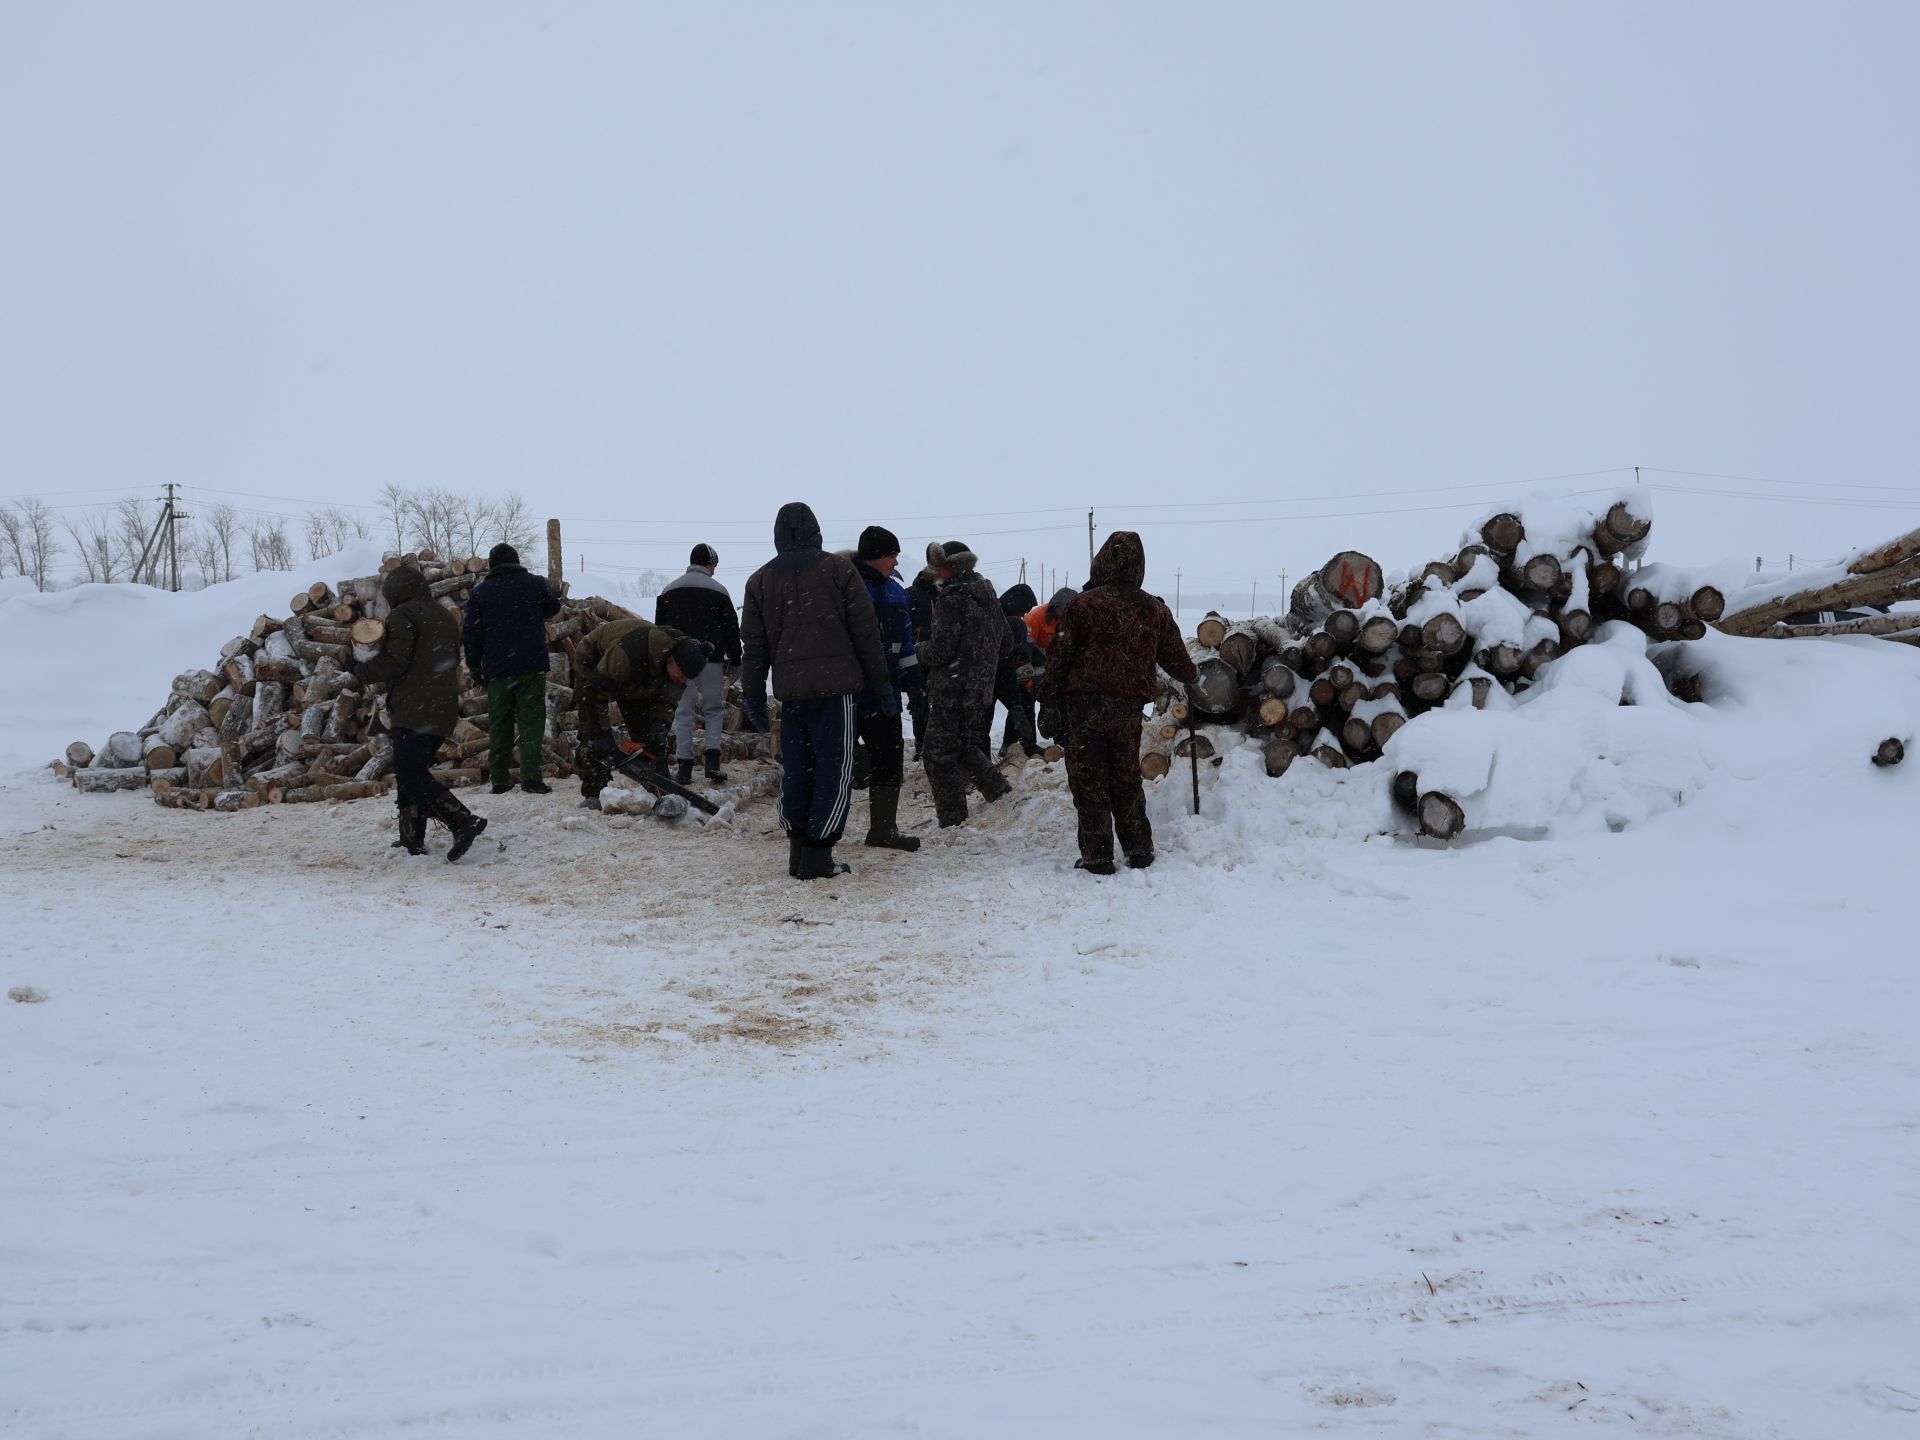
[58,549,772,812]
[1145,500,1920,837]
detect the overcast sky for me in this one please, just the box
[4,2,1917,609]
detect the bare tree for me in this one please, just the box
[204,502,241,583]
[0,503,23,578]
[247,517,296,572]
[63,510,124,583]
[302,505,373,559]
[187,520,228,588]
[7,497,62,589]
[492,492,535,553]
[616,569,670,599]
[377,482,410,554]
[115,497,163,585]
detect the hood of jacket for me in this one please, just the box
[773,503,823,555]
[1047,585,1080,612]
[999,583,1038,615]
[1088,531,1146,589]
[381,565,429,606]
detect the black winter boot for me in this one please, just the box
[788,834,803,878]
[1075,856,1117,876]
[521,779,551,794]
[864,784,920,852]
[797,842,850,880]
[428,792,489,863]
[1126,850,1155,870]
[490,778,515,794]
[390,803,428,856]
[675,757,695,785]
[704,749,728,783]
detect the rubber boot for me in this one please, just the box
[390,802,428,856]
[1126,850,1155,869]
[797,842,850,880]
[863,783,920,852]
[704,749,728,783]
[1075,856,1117,876]
[788,834,803,878]
[428,792,489,863]
[676,757,695,785]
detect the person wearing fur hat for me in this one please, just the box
[740,502,892,879]
[570,617,708,806]
[654,542,742,785]
[347,564,489,861]
[917,538,1015,826]
[462,542,562,795]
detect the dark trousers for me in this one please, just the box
[997,671,1037,753]
[779,693,858,844]
[392,727,455,812]
[575,699,654,799]
[924,692,1007,824]
[907,688,929,750]
[487,673,547,785]
[858,710,905,788]
[1062,695,1151,863]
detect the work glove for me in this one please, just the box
[1015,663,1036,685]
[871,686,900,718]
[587,732,617,757]
[742,693,771,733]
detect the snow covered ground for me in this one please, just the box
[5,576,1920,1437]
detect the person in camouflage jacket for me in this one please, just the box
[571,616,708,804]
[917,539,1015,826]
[1040,531,1196,872]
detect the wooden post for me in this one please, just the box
[547,518,565,594]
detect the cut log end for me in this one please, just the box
[1873,737,1906,768]
[1417,790,1466,840]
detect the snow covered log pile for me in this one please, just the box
[58,549,772,812]
[1150,494,1918,840]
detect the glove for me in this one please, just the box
[1016,663,1036,685]
[645,726,671,761]
[742,694,771,733]
[872,686,900,718]
[587,733,617,757]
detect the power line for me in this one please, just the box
[1641,466,1920,495]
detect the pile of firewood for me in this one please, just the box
[58,550,771,812]
[1146,501,1918,838]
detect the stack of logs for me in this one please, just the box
[1144,500,1917,839]
[59,549,772,812]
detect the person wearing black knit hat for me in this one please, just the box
[463,541,562,794]
[847,524,924,852]
[655,542,741,784]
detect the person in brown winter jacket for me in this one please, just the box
[347,565,489,862]
[1039,532,1196,873]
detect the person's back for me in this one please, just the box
[1044,532,1196,875]
[740,502,889,880]
[463,543,560,794]
[655,550,741,668]
[742,504,887,703]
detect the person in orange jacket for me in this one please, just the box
[1025,586,1078,742]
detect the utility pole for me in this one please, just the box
[1278,568,1288,604]
[1174,568,1181,617]
[1087,508,1095,569]
[132,484,189,590]
[1019,557,1027,586]
[1250,578,1257,615]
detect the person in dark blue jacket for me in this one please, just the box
[906,566,939,759]
[462,543,561,794]
[850,525,924,852]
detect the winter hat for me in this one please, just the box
[925,539,978,572]
[487,543,520,569]
[667,635,709,680]
[856,525,902,562]
[689,543,719,568]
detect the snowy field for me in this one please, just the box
[5,575,1920,1437]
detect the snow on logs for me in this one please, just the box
[60,553,774,811]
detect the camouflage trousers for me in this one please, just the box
[1061,695,1150,864]
[922,693,1008,826]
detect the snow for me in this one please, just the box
[5,572,1920,1436]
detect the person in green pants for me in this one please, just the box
[462,543,562,794]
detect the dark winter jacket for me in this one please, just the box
[1042,532,1196,707]
[653,566,742,668]
[355,566,463,737]
[573,617,688,736]
[741,503,890,703]
[854,558,923,704]
[994,583,1041,693]
[462,562,560,684]
[907,570,939,657]
[919,562,1012,707]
